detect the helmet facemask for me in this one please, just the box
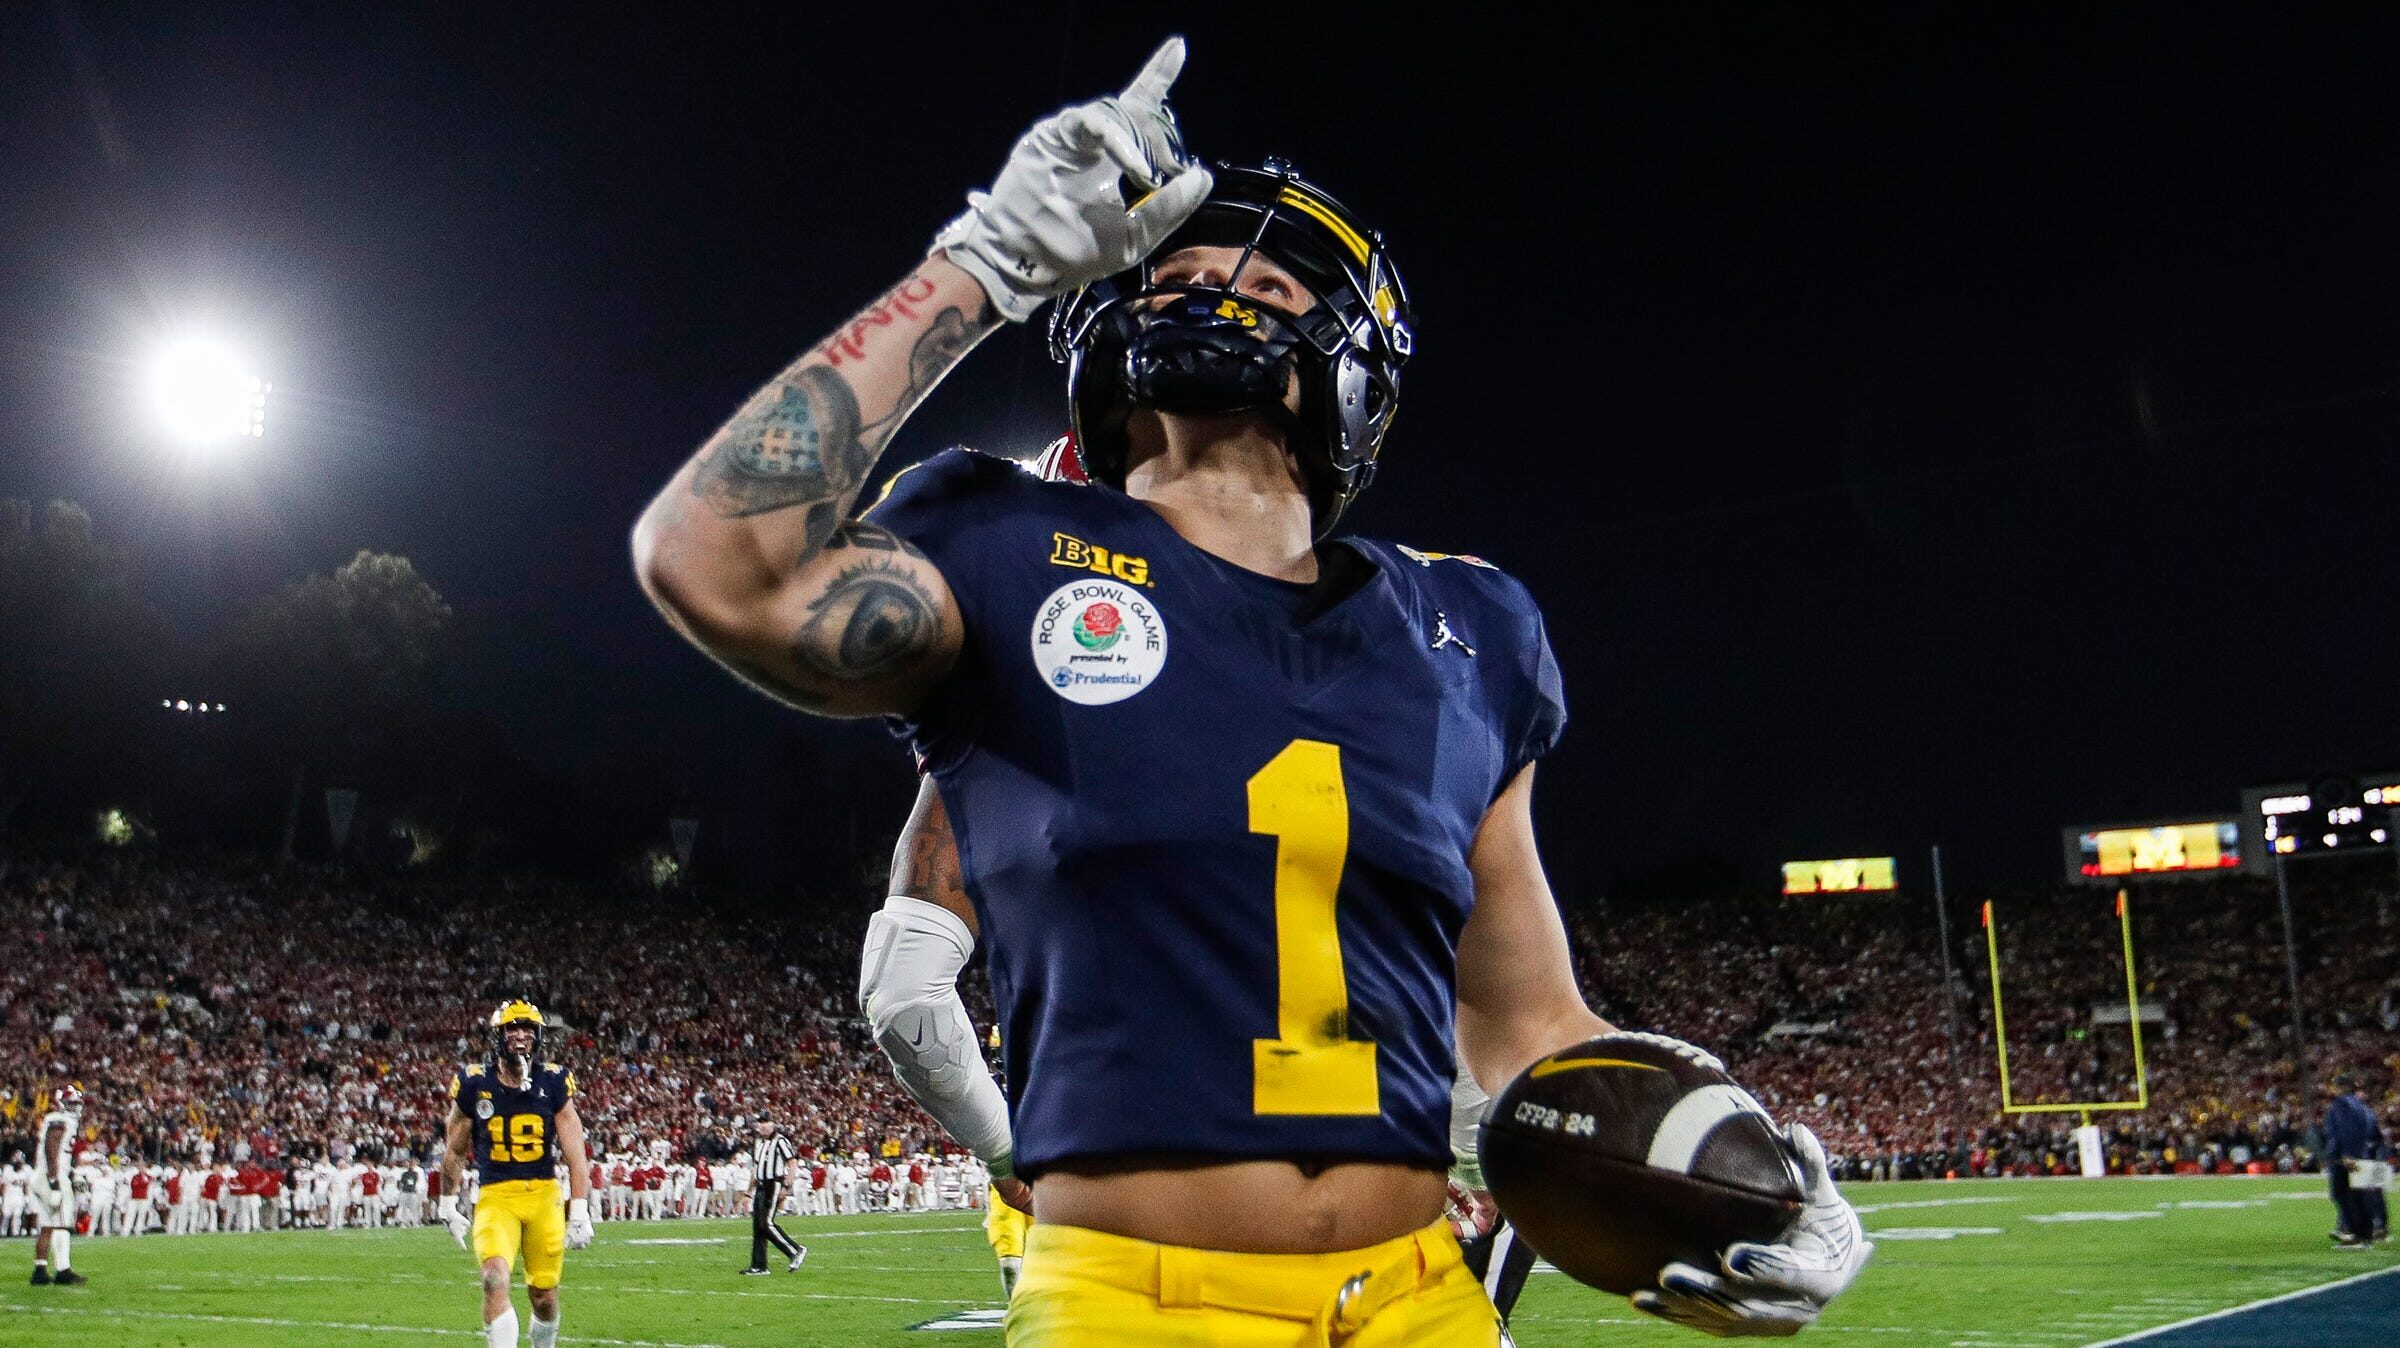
[1051,161,1412,537]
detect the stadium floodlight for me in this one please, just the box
[149,337,269,445]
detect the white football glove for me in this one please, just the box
[443,1195,472,1251]
[932,36,1215,322]
[565,1197,594,1250]
[1631,1124,1873,1337]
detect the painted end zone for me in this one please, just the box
[2084,1265,2400,1347]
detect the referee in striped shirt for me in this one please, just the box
[743,1116,807,1274]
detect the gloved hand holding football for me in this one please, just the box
[1479,1032,1871,1334]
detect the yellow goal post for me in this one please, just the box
[1982,888,2149,1120]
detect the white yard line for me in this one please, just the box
[0,1304,728,1347]
[111,1265,978,1307]
[2076,1264,2400,1347]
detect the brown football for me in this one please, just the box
[1478,1033,1804,1295]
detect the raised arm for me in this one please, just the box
[631,257,994,717]
[632,37,1213,719]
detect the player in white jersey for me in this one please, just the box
[213,1162,238,1232]
[115,1160,141,1235]
[189,1163,213,1232]
[962,1155,989,1210]
[72,1158,101,1233]
[849,1151,878,1213]
[28,1085,87,1285]
[149,1165,172,1234]
[333,1158,362,1230]
[3,1153,29,1235]
[286,1161,313,1231]
[100,1160,130,1237]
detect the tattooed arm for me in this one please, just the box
[890,775,976,937]
[632,255,1000,716]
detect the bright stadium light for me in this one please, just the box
[149,337,269,445]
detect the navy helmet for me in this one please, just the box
[1049,159,1413,536]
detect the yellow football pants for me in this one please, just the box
[1005,1218,1503,1347]
[473,1178,567,1290]
[986,1186,1032,1260]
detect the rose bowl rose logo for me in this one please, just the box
[1072,602,1124,650]
[1030,580,1169,706]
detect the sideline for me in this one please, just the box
[2078,1264,2400,1347]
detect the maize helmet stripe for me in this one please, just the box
[1274,187,1371,264]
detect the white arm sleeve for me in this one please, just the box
[859,896,1015,1173]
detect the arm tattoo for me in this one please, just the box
[897,811,967,908]
[791,526,942,685]
[862,305,986,442]
[910,308,978,392]
[690,365,867,526]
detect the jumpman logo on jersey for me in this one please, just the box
[1430,610,1476,658]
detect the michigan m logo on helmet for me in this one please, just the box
[1048,158,1413,537]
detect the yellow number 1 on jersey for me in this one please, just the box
[1248,739,1380,1116]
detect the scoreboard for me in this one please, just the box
[2062,820,2240,883]
[2240,775,2399,872]
[1782,856,1897,895]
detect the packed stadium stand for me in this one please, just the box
[3,847,2394,1236]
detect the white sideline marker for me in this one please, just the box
[2077,1264,2400,1347]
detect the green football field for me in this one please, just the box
[3,1176,2393,1346]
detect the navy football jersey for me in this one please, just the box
[450,1061,575,1184]
[870,449,1566,1176]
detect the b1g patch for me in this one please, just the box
[1030,579,1168,705]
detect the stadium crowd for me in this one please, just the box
[2,847,2394,1239]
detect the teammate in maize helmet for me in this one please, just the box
[636,36,1867,1342]
[27,1082,86,1286]
[441,1000,595,1348]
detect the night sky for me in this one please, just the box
[3,5,2393,897]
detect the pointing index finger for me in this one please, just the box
[1119,36,1187,110]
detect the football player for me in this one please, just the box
[636,38,1868,1343]
[3,1151,29,1238]
[28,1084,86,1285]
[440,1001,595,1348]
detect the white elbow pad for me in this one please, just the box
[860,897,1013,1164]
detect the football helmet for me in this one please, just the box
[1049,158,1412,536]
[1028,434,1090,484]
[487,999,547,1063]
[56,1083,84,1112]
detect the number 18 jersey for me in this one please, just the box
[872,449,1567,1177]
[450,1062,574,1185]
